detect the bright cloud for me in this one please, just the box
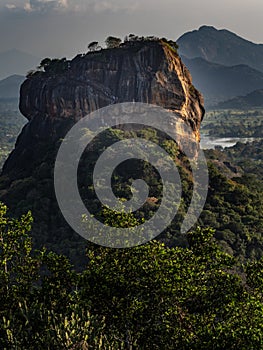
[0,0,262,61]
[2,0,69,12]
[2,0,136,13]
[91,1,138,13]
[5,4,16,9]
[26,0,68,12]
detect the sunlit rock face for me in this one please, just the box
[4,40,204,175]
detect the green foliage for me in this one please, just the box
[82,203,146,248]
[1,116,262,264]
[202,140,263,260]
[80,227,263,349]
[1,203,263,348]
[0,202,35,297]
[246,258,263,292]
[0,202,125,349]
[161,38,179,54]
[87,41,100,52]
[37,57,70,74]
[105,36,122,49]
[38,57,52,70]
[78,126,192,248]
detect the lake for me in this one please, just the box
[200,136,259,149]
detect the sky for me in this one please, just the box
[0,0,263,59]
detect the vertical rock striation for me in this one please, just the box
[0,39,205,265]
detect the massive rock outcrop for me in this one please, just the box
[0,39,204,265]
[3,40,203,175]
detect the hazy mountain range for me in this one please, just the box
[178,26,263,108]
[0,26,262,108]
[0,75,25,100]
[0,49,39,80]
[177,25,263,72]
[181,55,263,107]
[215,89,263,109]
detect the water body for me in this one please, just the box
[200,136,259,149]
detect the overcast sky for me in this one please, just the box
[0,0,262,58]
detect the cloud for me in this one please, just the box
[50,0,139,14]
[90,1,138,13]
[1,0,68,13]
[5,4,16,9]
[2,0,136,14]
[23,0,68,12]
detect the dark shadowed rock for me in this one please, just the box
[0,40,204,266]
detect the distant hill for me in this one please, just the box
[181,55,263,107]
[0,49,39,80]
[215,89,263,109]
[0,75,25,100]
[177,25,263,72]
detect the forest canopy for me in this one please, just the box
[0,202,263,349]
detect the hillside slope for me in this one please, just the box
[215,89,263,109]
[177,25,263,72]
[181,55,263,107]
[0,75,25,99]
[0,49,39,79]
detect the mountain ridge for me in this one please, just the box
[180,55,263,107]
[0,74,25,100]
[0,49,40,80]
[214,89,263,109]
[177,25,263,72]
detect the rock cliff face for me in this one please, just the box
[3,40,203,174]
[0,39,204,265]
[20,40,203,123]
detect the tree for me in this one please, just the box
[26,69,39,78]
[0,203,127,349]
[0,202,78,348]
[128,33,137,41]
[105,36,122,48]
[37,57,69,74]
[0,202,36,298]
[1,201,263,348]
[87,41,99,52]
[79,226,263,349]
[37,57,52,71]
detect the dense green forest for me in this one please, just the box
[1,202,263,349]
[0,105,262,348]
[0,138,262,348]
[0,125,262,264]
[202,139,263,259]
